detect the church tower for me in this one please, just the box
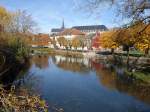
[61,19,65,29]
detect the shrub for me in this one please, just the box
[0,32,30,63]
[0,85,48,112]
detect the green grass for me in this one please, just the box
[31,48,54,53]
[126,70,150,84]
[31,48,84,58]
[133,72,150,84]
[115,50,145,57]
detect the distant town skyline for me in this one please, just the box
[0,0,128,33]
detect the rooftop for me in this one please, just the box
[59,28,85,36]
[72,25,108,31]
[51,28,64,32]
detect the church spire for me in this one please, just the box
[61,19,65,29]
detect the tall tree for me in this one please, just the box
[0,7,11,32]
[101,31,118,53]
[9,10,36,33]
[72,37,81,50]
[57,37,68,49]
[80,0,150,21]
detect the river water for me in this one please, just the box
[15,55,150,112]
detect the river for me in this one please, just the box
[14,55,150,112]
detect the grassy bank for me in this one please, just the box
[31,48,54,54]
[32,48,84,58]
[125,70,150,84]
[53,50,84,58]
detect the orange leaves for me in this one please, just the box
[100,31,118,49]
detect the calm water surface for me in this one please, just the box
[15,55,150,112]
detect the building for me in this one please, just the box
[50,21,109,50]
[92,32,103,50]
[51,20,65,35]
[53,28,86,50]
[72,25,108,34]
[51,20,108,35]
[58,28,85,40]
[28,33,51,48]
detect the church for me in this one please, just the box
[50,20,108,35]
[50,20,109,50]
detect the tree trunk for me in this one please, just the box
[111,48,114,54]
[127,50,130,69]
[145,45,149,57]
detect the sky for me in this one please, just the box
[0,0,124,33]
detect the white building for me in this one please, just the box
[72,25,108,34]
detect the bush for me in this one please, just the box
[0,85,48,112]
[0,32,30,63]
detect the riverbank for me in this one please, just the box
[125,70,150,85]
[0,47,48,112]
[20,54,150,111]
[31,48,150,84]
[32,48,84,58]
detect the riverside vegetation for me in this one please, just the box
[0,6,48,112]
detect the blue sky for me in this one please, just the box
[0,0,123,33]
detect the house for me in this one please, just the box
[28,33,51,48]
[58,28,85,40]
[54,28,86,50]
[92,32,103,50]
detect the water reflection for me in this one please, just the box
[91,60,150,105]
[15,55,150,112]
[52,56,90,74]
[30,55,49,69]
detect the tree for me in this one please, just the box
[0,6,36,33]
[80,0,150,23]
[79,0,150,39]
[51,37,57,48]
[77,35,85,50]
[0,7,11,32]
[108,22,149,66]
[72,37,81,50]
[86,33,95,50]
[135,25,150,56]
[67,40,72,50]
[101,31,118,53]
[9,10,36,33]
[57,37,68,49]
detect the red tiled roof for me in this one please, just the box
[59,28,85,36]
[28,33,51,46]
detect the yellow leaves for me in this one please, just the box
[99,21,150,53]
[72,37,81,48]
[0,86,48,112]
[0,7,7,17]
[101,31,118,49]
[0,6,11,27]
[133,24,150,52]
[0,6,36,33]
[57,37,68,47]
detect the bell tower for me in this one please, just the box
[61,19,65,29]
